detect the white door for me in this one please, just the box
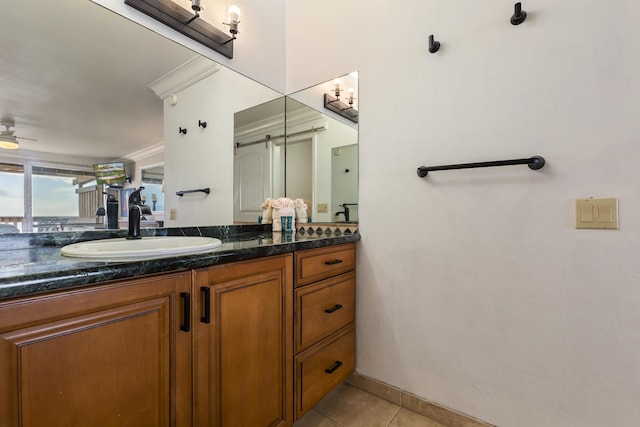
[233,141,272,223]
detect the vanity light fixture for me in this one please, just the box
[0,121,20,150]
[222,5,241,44]
[124,0,236,58]
[185,0,202,24]
[323,80,359,123]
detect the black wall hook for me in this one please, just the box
[511,2,527,25]
[179,127,187,135]
[428,34,440,53]
[198,120,207,128]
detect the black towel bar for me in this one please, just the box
[176,188,211,197]
[417,156,545,178]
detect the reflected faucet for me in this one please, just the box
[335,204,350,222]
[126,187,153,240]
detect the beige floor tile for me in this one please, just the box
[313,383,401,427]
[389,408,448,427]
[294,409,343,427]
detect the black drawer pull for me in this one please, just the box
[180,292,191,332]
[324,304,343,314]
[324,360,343,374]
[324,259,343,265]
[201,286,211,324]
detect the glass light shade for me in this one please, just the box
[229,5,241,22]
[0,137,19,149]
[347,88,355,105]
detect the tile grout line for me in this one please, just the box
[386,405,402,427]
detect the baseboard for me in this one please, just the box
[345,372,495,427]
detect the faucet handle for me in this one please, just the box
[129,186,145,205]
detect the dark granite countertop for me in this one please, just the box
[0,225,360,301]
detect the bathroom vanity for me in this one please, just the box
[0,228,357,426]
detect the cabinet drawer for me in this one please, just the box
[295,324,355,418]
[295,272,355,353]
[295,243,356,287]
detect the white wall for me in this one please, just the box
[287,1,640,426]
[92,0,286,92]
[163,66,280,227]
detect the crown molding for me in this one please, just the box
[148,55,220,100]
[121,141,164,162]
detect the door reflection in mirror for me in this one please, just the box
[232,73,358,224]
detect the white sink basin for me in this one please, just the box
[61,236,222,259]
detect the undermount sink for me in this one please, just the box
[61,236,222,259]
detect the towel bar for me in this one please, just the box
[417,156,545,178]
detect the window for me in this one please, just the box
[0,163,96,232]
[0,163,25,232]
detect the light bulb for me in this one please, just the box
[227,5,241,35]
[347,88,355,105]
[332,78,342,97]
[229,5,241,22]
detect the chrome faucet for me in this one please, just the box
[126,187,152,240]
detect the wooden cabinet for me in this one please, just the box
[294,243,356,419]
[0,272,193,427]
[0,243,354,426]
[193,254,293,427]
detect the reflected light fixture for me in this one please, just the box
[0,121,19,150]
[324,80,358,123]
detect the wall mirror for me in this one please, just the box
[0,0,282,233]
[233,73,359,224]
[0,0,356,233]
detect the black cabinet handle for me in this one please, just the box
[324,360,343,374]
[180,292,191,332]
[324,304,343,314]
[201,286,211,324]
[324,259,343,265]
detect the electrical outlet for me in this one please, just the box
[169,209,177,220]
[317,203,328,213]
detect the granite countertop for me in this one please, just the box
[0,225,360,301]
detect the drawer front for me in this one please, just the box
[296,272,355,353]
[295,324,355,418]
[295,243,356,287]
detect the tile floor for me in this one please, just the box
[293,383,446,427]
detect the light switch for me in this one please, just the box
[317,203,329,213]
[580,205,594,222]
[575,198,618,229]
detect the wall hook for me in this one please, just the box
[510,2,527,25]
[428,34,440,53]
[179,127,187,135]
[198,120,207,128]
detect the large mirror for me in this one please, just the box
[0,0,357,234]
[233,73,359,224]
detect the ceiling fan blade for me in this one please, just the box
[16,136,39,141]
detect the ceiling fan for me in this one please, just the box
[0,120,38,150]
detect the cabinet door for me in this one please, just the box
[194,255,293,427]
[0,272,192,427]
